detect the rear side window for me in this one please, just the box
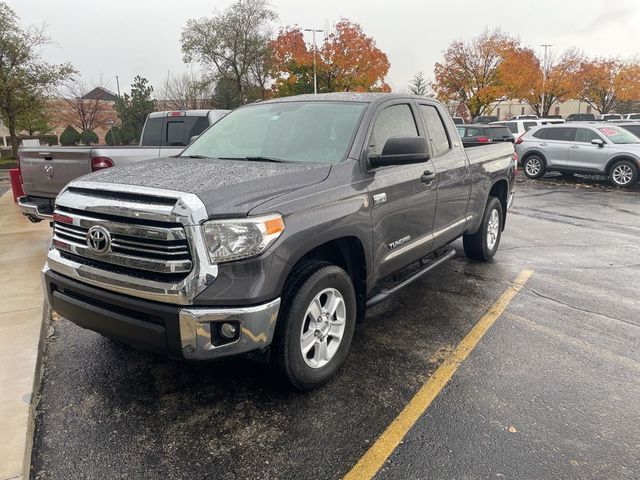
[523,121,538,131]
[369,104,418,155]
[620,125,640,137]
[420,105,450,156]
[165,117,210,147]
[532,129,547,139]
[504,122,518,133]
[575,128,603,143]
[140,117,163,146]
[544,127,576,142]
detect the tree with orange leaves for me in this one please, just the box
[576,58,640,114]
[269,20,391,96]
[499,47,582,116]
[432,29,517,118]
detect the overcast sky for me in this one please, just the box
[9,0,640,95]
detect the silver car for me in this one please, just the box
[516,123,640,187]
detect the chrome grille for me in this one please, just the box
[52,210,193,275]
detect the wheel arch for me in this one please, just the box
[488,179,509,230]
[521,149,547,164]
[605,155,640,175]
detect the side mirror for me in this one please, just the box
[368,137,430,168]
[189,135,200,144]
[591,138,604,147]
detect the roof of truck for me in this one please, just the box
[258,92,439,105]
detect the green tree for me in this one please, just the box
[105,126,121,145]
[60,125,80,145]
[181,0,277,108]
[408,71,429,96]
[80,129,98,145]
[16,97,52,136]
[114,76,157,143]
[0,2,75,158]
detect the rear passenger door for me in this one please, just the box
[418,103,471,249]
[538,127,577,167]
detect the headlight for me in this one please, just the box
[202,214,285,263]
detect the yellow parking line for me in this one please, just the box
[343,269,534,480]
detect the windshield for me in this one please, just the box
[181,101,367,164]
[597,126,640,144]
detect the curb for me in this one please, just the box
[22,301,49,480]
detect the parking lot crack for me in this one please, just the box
[528,288,639,329]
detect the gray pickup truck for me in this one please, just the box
[43,93,516,390]
[18,109,228,222]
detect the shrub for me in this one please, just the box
[60,126,80,146]
[119,124,136,145]
[80,130,99,145]
[105,126,121,146]
[40,134,59,146]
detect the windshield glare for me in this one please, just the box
[597,126,640,144]
[181,102,367,164]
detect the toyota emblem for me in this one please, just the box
[86,225,111,255]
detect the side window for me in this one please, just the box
[523,121,538,131]
[505,122,518,134]
[457,127,466,137]
[369,104,418,155]
[420,105,451,157]
[532,129,547,139]
[140,117,163,146]
[575,128,603,143]
[545,127,577,142]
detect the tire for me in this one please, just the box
[608,160,638,188]
[522,155,546,179]
[463,196,503,261]
[271,261,357,391]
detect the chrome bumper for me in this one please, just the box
[18,195,53,221]
[179,299,281,360]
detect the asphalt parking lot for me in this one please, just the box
[31,174,640,480]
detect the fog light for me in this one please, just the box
[220,322,238,339]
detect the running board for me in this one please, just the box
[366,247,457,308]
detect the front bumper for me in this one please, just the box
[18,195,53,221]
[44,267,281,360]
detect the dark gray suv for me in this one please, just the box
[516,124,640,187]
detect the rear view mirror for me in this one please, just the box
[369,137,430,168]
[591,139,604,147]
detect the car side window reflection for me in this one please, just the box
[369,104,418,155]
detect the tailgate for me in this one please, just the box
[20,147,93,198]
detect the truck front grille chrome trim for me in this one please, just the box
[46,181,217,305]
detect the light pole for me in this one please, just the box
[540,44,552,117]
[304,28,324,94]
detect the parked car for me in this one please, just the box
[516,123,640,187]
[457,124,514,147]
[509,115,538,120]
[472,115,499,124]
[17,109,229,222]
[42,93,516,390]
[596,114,623,121]
[623,113,640,120]
[491,118,565,141]
[566,113,596,122]
[452,116,465,125]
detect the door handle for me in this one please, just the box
[539,143,547,146]
[421,170,436,184]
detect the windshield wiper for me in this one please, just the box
[183,154,215,159]
[219,156,292,163]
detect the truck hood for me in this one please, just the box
[82,157,331,216]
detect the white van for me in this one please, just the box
[491,118,565,140]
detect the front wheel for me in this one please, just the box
[463,196,503,261]
[609,160,638,187]
[271,262,356,391]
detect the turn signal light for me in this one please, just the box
[91,156,114,171]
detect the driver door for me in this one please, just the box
[366,101,438,283]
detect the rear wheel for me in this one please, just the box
[463,196,503,261]
[271,262,356,391]
[609,160,638,187]
[523,155,546,179]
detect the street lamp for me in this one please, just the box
[304,28,324,94]
[540,44,552,117]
